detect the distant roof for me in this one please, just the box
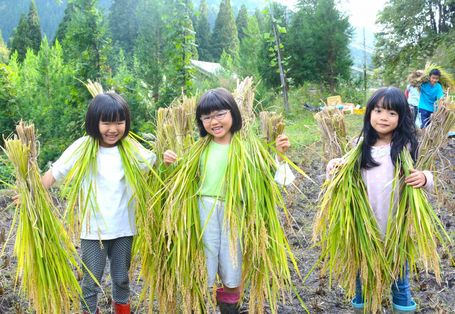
[190,59,224,76]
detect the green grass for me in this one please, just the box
[285,106,364,152]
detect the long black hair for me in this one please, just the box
[360,87,418,169]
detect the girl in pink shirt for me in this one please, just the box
[327,87,433,312]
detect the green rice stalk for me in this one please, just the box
[3,121,84,313]
[152,137,211,313]
[314,143,390,313]
[314,107,347,160]
[417,99,455,170]
[384,149,452,283]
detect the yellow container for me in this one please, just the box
[354,108,366,115]
[327,95,342,106]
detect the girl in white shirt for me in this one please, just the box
[41,93,155,314]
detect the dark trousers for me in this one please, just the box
[80,236,133,313]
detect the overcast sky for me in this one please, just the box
[279,0,387,32]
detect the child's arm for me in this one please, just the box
[163,150,178,166]
[405,169,434,191]
[274,134,295,186]
[41,169,56,189]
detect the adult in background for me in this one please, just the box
[418,69,444,128]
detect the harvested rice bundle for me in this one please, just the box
[415,63,455,90]
[314,107,347,160]
[314,143,389,313]
[155,95,197,157]
[259,111,285,143]
[384,149,451,284]
[3,121,83,314]
[417,98,455,170]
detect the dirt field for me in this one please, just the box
[1,139,454,313]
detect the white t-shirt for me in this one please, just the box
[51,136,156,240]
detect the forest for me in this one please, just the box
[0,0,452,167]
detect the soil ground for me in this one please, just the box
[0,139,454,313]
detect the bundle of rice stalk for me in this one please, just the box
[226,132,307,314]
[417,99,455,170]
[384,149,451,283]
[3,121,83,313]
[151,137,211,313]
[155,95,197,157]
[314,107,347,160]
[259,111,285,143]
[314,143,390,313]
[415,63,455,90]
[233,76,256,131]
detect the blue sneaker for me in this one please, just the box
[392,300,417,312]
[351,298,364,309]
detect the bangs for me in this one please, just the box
[98,97,126,122]
[375,91,403,113]
[196,92,230,116]
[99,103,127,122]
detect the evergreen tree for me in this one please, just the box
[27,0,42,53]
[236,4,249,42]
[160,0,198,105]
[54,1,76,43]
[10,1,42,62]
[195,0,212,61]
[10,16,30,62]
[211,0,239,61]
[288,0,352,90]
[108,0,138,55]
[134,0,165,100]
[0,31,10,63]
[238,15,261,79]
[59,0,108,81]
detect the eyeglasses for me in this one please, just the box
[200,110,230,123]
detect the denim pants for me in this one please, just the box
[354,263,413,307]
[419,108,432,128]
[198,196,242,288]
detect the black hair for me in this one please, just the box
[195,87,242,137]
[85,92,131,140]
[429,68,441,77]
[360,87,418,169]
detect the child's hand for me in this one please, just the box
[405,169,427,188]
[276,134,290,161]
[163,150,178,166]
[12,194,20,206]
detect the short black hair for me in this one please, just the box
[195,87,242,137]
[429,68,441,77]
[85,92,131,139]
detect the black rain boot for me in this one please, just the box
[218,301,240,314]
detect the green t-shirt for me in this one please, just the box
[199,141,230,198]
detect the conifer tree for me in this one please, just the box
[211,0,239,61]
[10,1,42,62]
[238,15,262,79]
[108,0,138,55]
[195,0,212,61]
[236,4,249,42]
[134,0,165,99]
[59,0,107,81]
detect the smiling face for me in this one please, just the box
[370,101,399,142]
[429,74,440,86]
[200,110,233,144]
[98,120,126,147]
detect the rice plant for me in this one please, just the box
[3,121,84,313]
